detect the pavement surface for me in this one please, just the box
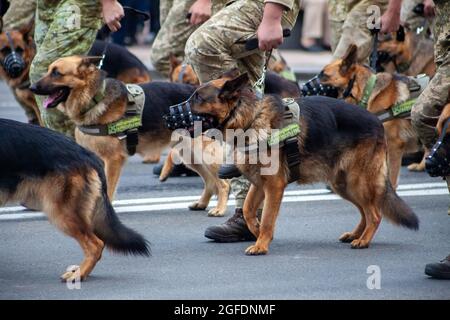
[0,79,449,300]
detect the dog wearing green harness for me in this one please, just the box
[319,44,430,189]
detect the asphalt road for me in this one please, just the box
[0,82,449,300]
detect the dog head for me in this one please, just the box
[0,25,34,84]
[164,69,250,135]
[168,53,199,86]
[426,103,450,177]
[377,25,412,73]
[318,44,359,98]
[30,55,104,110]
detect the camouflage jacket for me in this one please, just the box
[214,0,300,28]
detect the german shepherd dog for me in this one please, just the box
[30,55,196,202]
[0,118,150,281]
[377,27,435,77]
[171,69,419,254]
[319,44,423,187]
[163,55,301,216]
[0,24,151,126]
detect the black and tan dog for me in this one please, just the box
[319,44,425,187]
[0,118,150,281]
[168,69,419,255]
[377,27,435,77]
[30,55,196,203]
[0,26,151,125]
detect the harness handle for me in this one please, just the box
[97,6,150,69]
[243,29,291,51]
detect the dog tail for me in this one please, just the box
[93,173,150,256]
[381,180,419,230]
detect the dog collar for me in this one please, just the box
[358,74,377,109]
[375,99,416,122]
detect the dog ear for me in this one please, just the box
[396,25,405,42]
[340,44,358,74]
[219,73,249,100]
[221,68,241,80]
[19,21,34,44]
[80,56,103,68]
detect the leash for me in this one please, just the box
[369,28,380,71]
[97,6,150,69]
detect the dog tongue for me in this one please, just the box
[43,95,57,108]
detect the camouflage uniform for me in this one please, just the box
[29,0,102,137]
[159,0,174,26]
[329,0,388,62]
[2,0,36,30]
[411,0,450,149]
[150,0,199,77]
[185,0,300,208]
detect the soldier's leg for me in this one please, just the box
[150,0,197,77]
[333,0,388,62]
[328,0,348,53]
[159,0,174,26]
[29,1,100,137]
[2,0,36,30]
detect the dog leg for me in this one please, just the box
[188,164,213,212]
[339,204,366,243]
[242,184,265,238]
[60,231,104,282]
[350,204,382,249]
[208,178,230,217]
[407,148,429,172]
[386,138,405,190]
[245,178,285,255]
[159,151,174,181]
[104,155,126,200]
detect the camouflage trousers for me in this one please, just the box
[159,0,174,26]
[185,0,298,207]
[411,0,450,150]
[150,0,198,77]
[330,0,388,62]
[2,0,36,31]
[29,0,101,137]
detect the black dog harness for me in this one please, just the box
[77,84,145,155]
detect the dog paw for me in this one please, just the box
[189,202,207,211]
[208,207,225,217]
[142,157,160,164]
[339,232,358,243]
[60,265,83,283]
[245,244,268,255]
[407,162,425,172]
[350,239,370,249]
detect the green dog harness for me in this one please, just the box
[77,83,145,155]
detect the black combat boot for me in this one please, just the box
[152,163,198,177]
[425,255,450,280]
[204,208,257,242]
[218,164,241,179]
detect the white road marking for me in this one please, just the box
[0,182,448,221]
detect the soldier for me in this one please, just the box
[150,0,212,77]
[29,0,124,137]
[328,0,389,62]
[185,0,300,242]
[382,0,449,280]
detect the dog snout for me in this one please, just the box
[29,83,38,93]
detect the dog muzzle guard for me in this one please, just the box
[1,32,26,79]
[163,93,217,134]
[300,75,339,98]
[425,118,450,177]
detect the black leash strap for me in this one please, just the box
[369,28,379,71]
[98,6,150,69]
